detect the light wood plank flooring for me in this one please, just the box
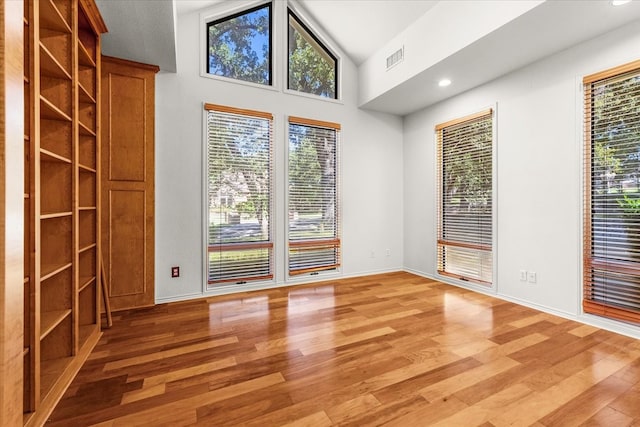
[49,272,640,426]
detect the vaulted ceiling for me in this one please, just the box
[97,0,437,69]
[95,0,640,116]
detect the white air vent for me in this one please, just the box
[386,47,404,70]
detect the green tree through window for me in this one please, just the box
[437,111,493,285]
[288,118,340,275]
[206,104,273,286]
[584,62,640,323]
[288,10,337,99]
[207,3,271,85]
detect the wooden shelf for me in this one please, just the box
[40,356,73,398]
[39,43,71,80]
[79,164,96,174]
[39,0,72,34]
[78,324,98,349]
[78,82,96,104]
[40,211,72,220]
[23,0,106,421]
[79,243,96,254]
[79,121,96,137]
[40,96,71,122]
[78,41,96,67]
[40,148,71,163]
[79,276,96,293]
[39,310,71,340]
[40,262,72,282]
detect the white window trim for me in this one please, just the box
[199,0,279,92]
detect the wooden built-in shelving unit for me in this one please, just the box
[22,0,107,424]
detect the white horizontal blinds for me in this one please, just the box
[436,110,493,285]
[288,116,340,275]
[583,60,640,324]
[205,103,273,286]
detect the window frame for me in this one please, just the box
[435,108,495,287]
[201,0,278,91]
[583,58,640,324]
[286,7,339,100]
[283,3,341,102]
[203,103,275,288]
[286,116,342,278]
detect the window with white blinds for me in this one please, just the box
[205,103,273,286]
[583,59,640,324]
[436,110,493,285]
[288,117,340,275]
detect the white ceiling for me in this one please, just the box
[295,0,438,65]
[361,0,640,115]
[96,0,640,116]
[171,0,437,65]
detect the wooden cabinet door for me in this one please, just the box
[101,56,158,311]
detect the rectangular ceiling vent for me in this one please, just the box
[386,47,404,70]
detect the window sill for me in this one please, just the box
[200,71,281,93]
[284,88,343,105]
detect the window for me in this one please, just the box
[583,60,640,323]
[206,3,272,85]
[436,110,493,285]
[288,117,340,275]
[287,9,337,99]
[205,104,273,286]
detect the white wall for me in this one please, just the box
[154,1,404,302]
[403,20,640,338]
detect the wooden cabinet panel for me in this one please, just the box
[109,189,146,297]
[107,73,146,182]
[101,56,158,311]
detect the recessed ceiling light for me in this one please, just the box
[438,79,451,87]
[611,0,631,6]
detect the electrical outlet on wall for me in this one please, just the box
[171,266,180,278]
[528,271,537,283]
[519,270,527,281]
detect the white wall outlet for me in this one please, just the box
[528,271,537,283]
[519,270,527,281]
[386,248,391,257]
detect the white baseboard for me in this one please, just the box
[403,268,640,340]
[156,266,640,340]
[155,267,400,304]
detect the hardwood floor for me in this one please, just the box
[49,272,640,426]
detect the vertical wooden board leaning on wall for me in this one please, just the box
[101,56,158,312]
[1,0,25,425]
